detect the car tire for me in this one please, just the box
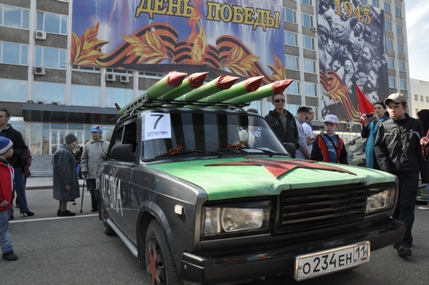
[101,204,116,236]
[145,219,181,285]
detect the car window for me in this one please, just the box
[142,110,287,160]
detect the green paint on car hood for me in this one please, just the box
[147,157,395,200]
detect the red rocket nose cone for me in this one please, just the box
[188,72,209,88]
[216,75,239,90]
[244,76,264,92]
[272,79,294,94]
[167,71,188,87]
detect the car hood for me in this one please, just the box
[147,157,395,200]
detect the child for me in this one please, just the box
[311,114,348,164]
[374,93,429,257]
[0,136,18,261]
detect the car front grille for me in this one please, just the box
[279,184,367,234]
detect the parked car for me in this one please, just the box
[97,74,405,285]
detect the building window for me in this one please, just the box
[388,76,395,88]
[384,2,390,13]
[372,0,379,7]
[400,79,406,90]
[387,57,394,69]
[397,42,404,53]
[395,6,402,18]
[302,13,314,28]
[304,82,317,97]
[301,0,313,6]
[284,8,296,23]
[286,55,299,70]
[302,35,315,50]
[0,41,28,65]
[398,60,405,71]
[0,4,29,29]
[0,79,27,102]
[36,46,66,69]
[386,38,393,50]
[304,58,316,73]
[105,87,133,108]
[421,95,424,102]
[385,20,392,32]
[284,31,298,46]
[37,11,68,35]
[287,80,300,95]
[34,81,66,104]
[415,94,418,101]
[396,24,402,35]
[71,85,101,106]
[427,97,429,103]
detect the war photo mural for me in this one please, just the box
[317,0,388,121]
[71,0,286,84]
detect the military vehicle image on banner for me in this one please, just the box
[96,71,405,285]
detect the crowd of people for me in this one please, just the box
[0,105,110,262]
[264,92,429,258]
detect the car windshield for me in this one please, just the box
[142,109,288,160]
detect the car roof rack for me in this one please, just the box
[114,71,293,120]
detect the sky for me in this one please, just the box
[405,0,429,82]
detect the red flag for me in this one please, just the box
[356,83,374,125]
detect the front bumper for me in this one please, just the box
[180,218,405,284]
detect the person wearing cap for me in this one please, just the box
[0,136,18,261]
[374,93,429,257]
[311,114,348,164]
[52,133,81,216]
[81,126,110,212]
[0,107,34,217]
[265,94,299,157]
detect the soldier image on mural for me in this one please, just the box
[71,0,286,85]
[317,0,388,121]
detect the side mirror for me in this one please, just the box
[110,144,135,162]
[283,142,296,158]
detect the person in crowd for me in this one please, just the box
[302,107,316,154]
[16,145,32,209]
[417,109,429,211]
[311,114,348,164]
[294,107,311,159]
[361,102,389,169]
[239,108,261,148]
[74,145,83,179]
[52,133,81,217]
[0,108,34,217]
[81,126,110,212]
[374,93,429,257]
[265,94,299,157]
[0,136,18,261]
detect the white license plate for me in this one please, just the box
[294,241,370,281]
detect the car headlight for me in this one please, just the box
[202,203,270,237]
[366,184,396,214]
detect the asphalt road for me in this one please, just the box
[3,188,429,285]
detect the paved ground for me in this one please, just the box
[3,178,429,284]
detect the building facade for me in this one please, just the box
[0,0,410,161]
[410,78,429,117]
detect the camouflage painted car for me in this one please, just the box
[97,73,405,285]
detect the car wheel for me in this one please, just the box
[101,204,115,236]
[145,219,181,285]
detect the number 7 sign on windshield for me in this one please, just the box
[143,113,172,141]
